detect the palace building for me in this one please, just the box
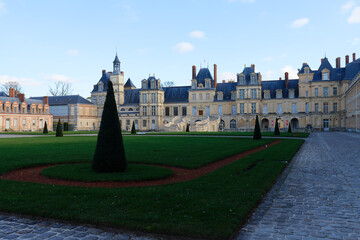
[91,53,360,132]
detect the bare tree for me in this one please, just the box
[49,81,73,96]
[161,81,175,87]
[1,81,22,94]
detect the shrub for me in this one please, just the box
[131,121,136,134]
[186,123,190,132]
[64,122,69,131]
[92,81,127,173]
[43,121,48,134]
[56,119,63,137]
[253,115,262,140]
[274,118,280,135]
[288,123,292,133]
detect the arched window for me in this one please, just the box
[120,108,125,111]
[128,108,133,111]
[230,119,236,129]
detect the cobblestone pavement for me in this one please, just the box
[236,132,360,240]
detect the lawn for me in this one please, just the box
[0,136,303,239]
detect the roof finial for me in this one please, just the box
[116,45,118,55]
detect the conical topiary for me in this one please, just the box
[43,121,48,134]
[131,121,136,134]
[92,81,127,173]
[186,123,190,132]
[253,115,262,140]
[56,119,63,137]
[274,118,280,135]
[288,122,292,133]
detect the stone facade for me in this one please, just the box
[91,53,360,132]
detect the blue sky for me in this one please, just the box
[0,0,359,98]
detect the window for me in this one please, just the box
[292,103,297,113]
[231,92,236,100]
[192,106,196,116]
[199,94,203,101]
[32,108,35,114]
[239,89,245,99]
[323,72,329,80]
[230,120,236,129]
[32,119,36,126]
[239,76,245,85]
[277,103,282,114]
[22,107,26,113]
[182,107,187,116]
[142,94,147,103]
[305,68,309,74]
[315,88,318,97]
[151,80,155,89]
[323,87,328,97]
[218,106,223,115]
[191,81,196,89]
[151,93,156,103]
[126,120,130,126]
[143,120,147,127]
[251,89,257,99]
[142,81,147,89]
[251,75,256,84]
[306,91,309,97]
[289,90,295,99]
[93,97,97,104]
[135,120,138,129]
[99,85,103,91]
[192,94,196,101]
[165,107,170,116]
[14,107,17,113]
[99,96,102,105]
[315,103,319,113]
[173,107,178,116]
[276,90,282,99]
[142,106,147,116]
[333,87,338,96]
[263,104,268,114]
[6,107,9,113]
[14,118,18,126]
[323,103,329,113]
[305,77,309,83]
[151,106,156,116]
[232,105,236,115]
[205,80,210,88]
[22,119,26,126]
[206,106,210,116]
[251,103,256,114]
[217,92,223,101]
[333,102,338,113]
[38,109,41,114]
[306,102,309,114]
[240,103,244,114]
[206,93,210,100]
[264,91,270,99]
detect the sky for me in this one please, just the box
[0,0,359,98]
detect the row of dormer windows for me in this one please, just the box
[0,103,48,114]
[191,79,211,89]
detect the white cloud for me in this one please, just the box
[348,6,360,23]
[342,1,356,12]
[219,72,236,82]
[189,30,205,39]
[173,42,194,53]
[263,56,274,62]
[0,0,6,14]
[0,75,42,87]
[291,18,309,28]
[67,49,79,56]
[42,74,78,83]
[281,66,298,79]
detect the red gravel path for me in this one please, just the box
[0,140,280,188]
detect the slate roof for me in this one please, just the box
[298,63,312,74]
[124,78,136,88]
[261,80,299,99]
[164,86,191,103]
[0,96,43,104]
[92,72,111,93]
[215,82,237,101]
[196,68,214,88]
[0,92,8,97]
[238,66,261,85]
[124,89,140,105]
[113,54,120,63]
[344,58,360,80]
[30,95,93,106]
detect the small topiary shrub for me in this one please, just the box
[253,115,262,140]
[288,123,292,133]
[131,121,136,134]
[274,118,280,136]
[43,121,48,134]
[186,123,190,132]
[56,119,63,137]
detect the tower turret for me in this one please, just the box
[113,54,121,75]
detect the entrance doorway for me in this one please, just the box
[5,119,10,129]
[199,110,203,116]
[323,119,329,131]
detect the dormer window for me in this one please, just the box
[231,91,236,100]
[264,91,270,99]
[99,84,103,92]
[205,79,210,88]
[151,80,156,89]
[191,80,197,89]
[251,75,257,84]
[217,92,223,101]
[142,80,147,89]
[289,89,295,99]
[239,75,245,85]
[304,68,309,74]
[276,90,282,99]
[323,72,329,80]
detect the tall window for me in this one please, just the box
[315,103,319,113]
[231,92,236,100]
[306,91,309,97]
[192,94,196,101]
[232,105,236,115]
[191,81,196,89]
[239,89,245,99]
[206,93,210,100]
[323,72,329,80]
[199,94,203,101]
[143,120,147,127]
[182,106,187,116]
[292,103,297,113]
[205,80,210,88]
[93,97,97,104]
[142,106,147,116]
[151,106,156,116]
[99,96,102,105]
[14,118,18,126]
[333,102,338,113]
[333,87,338,96]
[206,106,210,116]
[151,80,155,89]
[263,104,268,114]
[323,103,329,113]
[192,106,196,116]
[251,75,256,84]
[22,119,26,126]
[251,103,256,114]
[230,120,236,129]
[218,106,223,115]
[264,91,270,99]
[323,87,328,97]
[306,102,309,114]
[151,93,156,103]
[239,76,245,85]
[276,90,282,98]
[99,85,103,91]
[142,94,147,103]
[289,90,295,99]
[251,89,257,99]
[305,77,309,83]
[277,103,282,114]
[165,107,170,116]
[315,88,319,97]
[240,103,244,114]
[173,107,178,116]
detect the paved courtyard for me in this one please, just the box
[237,132,360,240]
[0,132,359,239]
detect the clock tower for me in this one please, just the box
[111,53,124,105]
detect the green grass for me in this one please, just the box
[0,136,304,239]
[145,131,310,138]
[41,163,173,182]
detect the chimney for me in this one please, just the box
[336,57,341,68]
[214,64,217,88]
[279,77,282,80]
[9,87,15,98]
[17,93,25,102]
[321,58,324,63]
[192,65,196,80]
[43,96,49,105]
[353,53,356,61]
[345,55,349,65]
[102,69,106,75]
[285,72,289,89]
[222,80,226,83]
[251,64,255,72]
[302,62,307,66]
[120,71,124,75]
